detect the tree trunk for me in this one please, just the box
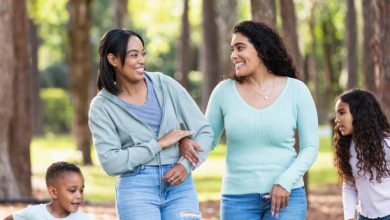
[29,19,43,136]
[176,0,191,90]
[68,0,93,165]
[0,0,21,199]
[217,0,237,76]
[346,0,357,89]
[280,0,304,81]
[362,0,376,93]
[8,0,32,198]
[201,0,220,110]
[321,21,333,98]
[250,0,276,28]
[372,1,390,121]
[114,0,128,28]
[309,3,323,122]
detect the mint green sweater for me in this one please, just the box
[206,77,318,194]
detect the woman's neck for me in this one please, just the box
[246,69,275,87]
[117,78,148,105]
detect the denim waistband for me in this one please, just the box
[120,163,176,177]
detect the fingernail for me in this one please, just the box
[263,194,271,199]
[271,211,274,216]
[275,213,278,218]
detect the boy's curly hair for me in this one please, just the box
[45,161,82,187]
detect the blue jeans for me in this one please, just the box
[116,164,201,220]
[359,214,390,220]
[221,187,307,220]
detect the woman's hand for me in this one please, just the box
[162,163,187,185]
[270,184,290,217]
[179,138,204,167]
[158,129,194,149]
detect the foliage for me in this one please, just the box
[40,88,72,134]
[27,0,69,71]
[40,63,69,89]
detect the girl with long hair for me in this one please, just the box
[334,89,390,220]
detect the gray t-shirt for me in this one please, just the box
[12,203,90,220]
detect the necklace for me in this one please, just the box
[249,77,275,100]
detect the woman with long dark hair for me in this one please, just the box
[206,20,318,220]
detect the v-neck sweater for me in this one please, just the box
[206,77,319,194]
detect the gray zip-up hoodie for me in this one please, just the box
[88,71,214,176]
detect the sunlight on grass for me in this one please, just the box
[308,152,338,187]
[30,134,338,202]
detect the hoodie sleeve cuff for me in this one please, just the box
[178,159,193,174]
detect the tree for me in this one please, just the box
[372,1,390,121]
[217,0,237,77]
[114,0,128,28]
[250,0,276,27]
[346,0,357,89]
[317,2,345,118]
[308,2,323,121]
[201,0,220,110]
[280,0,304,81]
[0,0,21,199]
[176,0,191,90]
[8,0,32,198]
[29,18,43,135]
[362,0,376,93]
[68,0,93,165]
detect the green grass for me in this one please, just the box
[31,134,337,202]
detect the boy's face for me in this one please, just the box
[49,172,85,215]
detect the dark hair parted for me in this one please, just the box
[333,89,390,183]
[98,29,145,95]
[230,20,297,82]
[45,161,83,187]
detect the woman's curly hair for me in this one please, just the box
[229,20,297,82]
[333,89,390,183]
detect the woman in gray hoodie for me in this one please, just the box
[88,29,213,220]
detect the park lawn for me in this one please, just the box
[31,134,337,202]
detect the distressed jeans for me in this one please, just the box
[116,164,201,220]
[221,187,307,220]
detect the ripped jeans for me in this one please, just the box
[116,164,201,220]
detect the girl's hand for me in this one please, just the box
[179,138,204,167]
[270,184,290,217]
[162,164,187,185]
[158,129,194,149]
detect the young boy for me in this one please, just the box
[4,161,90,220]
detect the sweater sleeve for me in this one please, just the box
[342,181,358,220]
[275,82,319,192]
[165,77,214,173]
[205,82,225,150]
[88,99,161,176]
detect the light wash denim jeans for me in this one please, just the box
[359,214,390,220]
[220,187,307,220]
[116,164,201,220]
